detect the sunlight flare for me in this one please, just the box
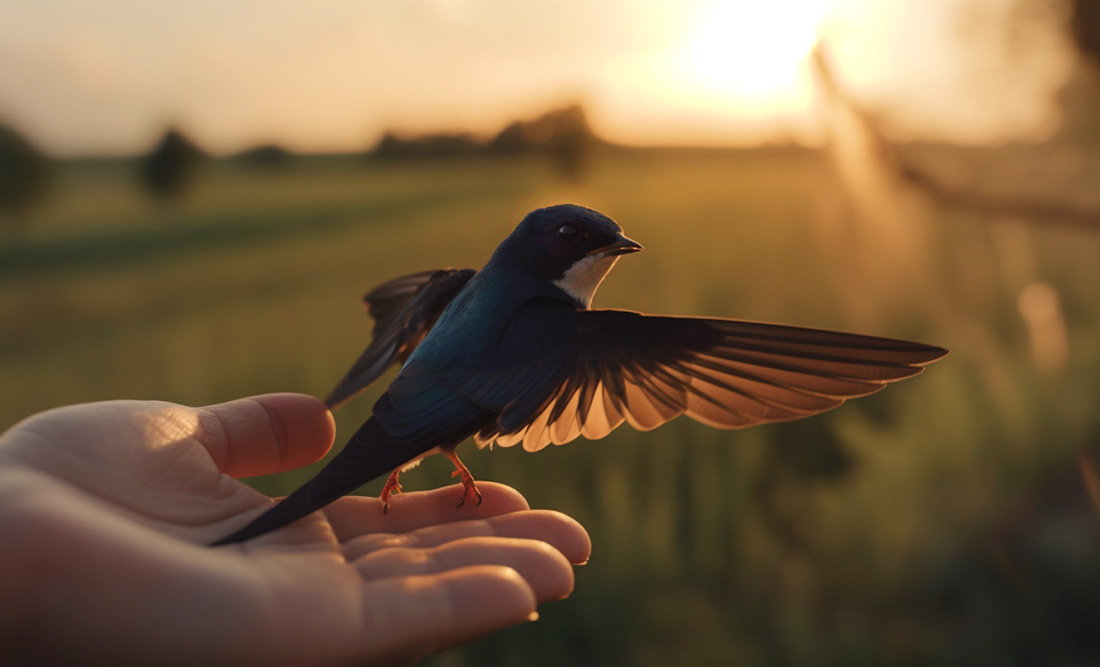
[681,0,829,102]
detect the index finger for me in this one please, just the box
[322,481,530,540]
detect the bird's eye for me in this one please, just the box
[557,224,581,244]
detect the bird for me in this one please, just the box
[211,204,947,546]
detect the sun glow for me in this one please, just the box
[681,0,829,103]
[594,0,832,146]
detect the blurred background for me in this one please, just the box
[3,0,1100,664]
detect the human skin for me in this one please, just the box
[0,393,591,666]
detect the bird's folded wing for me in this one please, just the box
[363,270,450,335]
[457,300,947,452]
[324,268,476,408]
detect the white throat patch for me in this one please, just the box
[552,254,620,308]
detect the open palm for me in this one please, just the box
[0,394,590,666]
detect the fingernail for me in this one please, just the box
[575,559,589,566]
[527,611,540,622]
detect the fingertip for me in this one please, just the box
[353,537,575,603]
[421,565,538,652]
[553,512,593,565]
[515,539,575,601]
[248,393,336,470]
[201,393,336,478]
[354,565,536,661]
[488,510,592,565]
[443,564,538,615]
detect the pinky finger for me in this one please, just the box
[351,565,537,664]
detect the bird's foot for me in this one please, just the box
[380,470,403,514]
[456,474,483,509]
[445,450,482,508]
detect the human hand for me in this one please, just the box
[0,394,590,666]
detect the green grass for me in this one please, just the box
[2,147,1099,665]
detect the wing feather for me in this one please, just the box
[482,302,946,450]
[550,389,583,444]
[325,268,475,408]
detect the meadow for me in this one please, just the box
[2,147,1099,665]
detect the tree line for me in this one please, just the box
[0,103,598,223]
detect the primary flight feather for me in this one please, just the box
[212,204,946,546]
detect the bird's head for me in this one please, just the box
[507,204,643,308]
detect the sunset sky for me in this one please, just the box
[0,0,1076,157]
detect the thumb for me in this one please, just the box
[199,393,335,478]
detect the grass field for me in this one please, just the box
[3,147,1099,665]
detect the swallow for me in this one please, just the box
[212,204,946,546]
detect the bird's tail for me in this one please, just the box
[210,417,410,546]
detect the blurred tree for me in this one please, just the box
[1051,0,1100,149]
[1053,64,1100,149]
[370,104,598,178]
[140,128,205,203]
[1068,0,1100,63]
[372,131,480,159]
[0,122,53,224]
[490,104,596,178]
[234,143,294,169]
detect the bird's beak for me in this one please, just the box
[593,234,644,257]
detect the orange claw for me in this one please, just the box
[446,450,483,508]
[379,469,403,514]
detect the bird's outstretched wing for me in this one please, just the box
[324,268,476,409]
[456,299,947,451]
